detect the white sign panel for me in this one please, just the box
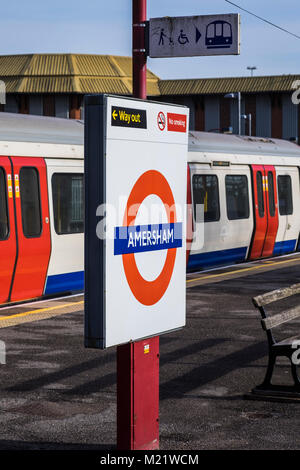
[85,95,189,349]
[149,14,240,58]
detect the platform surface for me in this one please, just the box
[0,255,300,450]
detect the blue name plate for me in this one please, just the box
[114,222,182,255]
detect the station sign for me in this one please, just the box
[149,13,240,58]
[84,95,189,349]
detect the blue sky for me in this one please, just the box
[0,0,299,79]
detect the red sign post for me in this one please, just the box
[116,0,160,451]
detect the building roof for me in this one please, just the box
[159,74,300,96]
[0,53,160,96]
[0,54,298,98]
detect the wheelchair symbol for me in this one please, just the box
[178,30,189,45]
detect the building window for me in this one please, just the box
[192,174,220,222]
[225,175,249,220]
[19,95,29,114]
[43,95,55,117]
[19,167,42,238]
[52,173,84,234]
[278,175,293,215]
[0,167,9,240]
[69,95,82,120]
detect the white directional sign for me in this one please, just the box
[149,14,240,58]
[84,95,189,349]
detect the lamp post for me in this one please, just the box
[224,92,241,135]
[247,66,257,77]
[241,113,252,136]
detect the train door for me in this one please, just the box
[186,164,193,265]
[262,166,279,257]
[249,165,267,259]
[274,166,300,255]
[44,159,84,295]
[9,157,51,302]
[0,157,17,303]
[188,163,252,270]
[249,165,278,259]
[223,165,253,261]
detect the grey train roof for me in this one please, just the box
[0,113,299,158]
[188,131,300,157]
[0,112,84,145]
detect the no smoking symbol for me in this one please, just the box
[157,111,166,131]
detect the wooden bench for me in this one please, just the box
[252,283,300,397]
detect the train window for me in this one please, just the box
[20,167,42,238]
[52,173,84,235]
[256,172,264,218]
[0,168,9,240]
[277,175,293,216]
[206,24,214,38]
[223,23,231,37]
[268,172,275,217]
[192,174,220,222]
[225,175,249,220]
[216,23,222,36]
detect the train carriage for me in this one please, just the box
[0,113,300,305]
[188,131,300,270]
[0,113,84,304]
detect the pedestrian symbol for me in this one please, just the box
[158,28,174,46]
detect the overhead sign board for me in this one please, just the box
[149,13,240,58]
[84,95,189,349]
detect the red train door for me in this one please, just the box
[262,166,279,257]
[9,157,51,302]
[0,157,17,303]
[249,165,278,260]
[249,165,266,259]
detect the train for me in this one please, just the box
[0,112,300,305]
[205,20,233,49]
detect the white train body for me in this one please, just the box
[0,113,299,304]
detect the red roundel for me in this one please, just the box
[122,170,177,306]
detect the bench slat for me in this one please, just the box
[261,305,300,330]
[253,283,300,308]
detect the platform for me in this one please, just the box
[0,254,300,450]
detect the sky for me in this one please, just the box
[0,0,299,79]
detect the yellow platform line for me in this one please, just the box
[0,300,84,322]
[186,257,300,284]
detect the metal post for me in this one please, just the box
[117,0,160,451]
[237,92,241,136]
[248,113,252,137]
[132,0,147,99]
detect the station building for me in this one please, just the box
[0,53,299,142]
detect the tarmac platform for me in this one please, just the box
[1,254,300,450]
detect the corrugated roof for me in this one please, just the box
[0,54,297,97]
[0,53,160,95]
[78,78,130,95]
[159,75,300,95]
